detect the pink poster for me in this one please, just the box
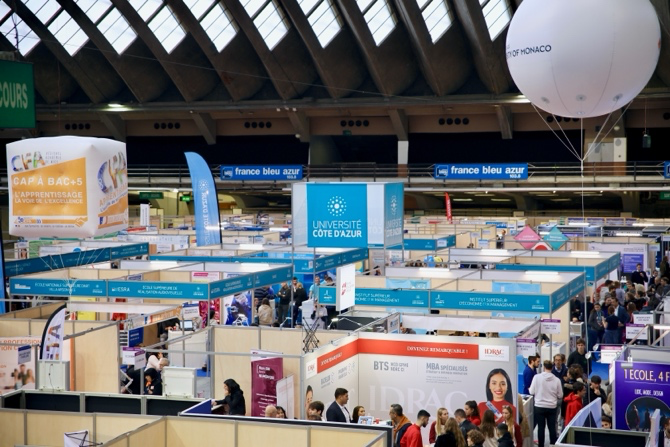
[250,350,284,417]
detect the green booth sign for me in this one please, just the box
[0,60,35,129]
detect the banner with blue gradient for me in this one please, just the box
[185,152,221,247]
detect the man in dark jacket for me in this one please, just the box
[497,423,515,447]
[454,408,478,439]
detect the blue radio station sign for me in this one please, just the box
[434,163,528,180]
[431,290,550,313]
[108,281,208,299]
[221,165,303,181]
[664,162,670,179]
[10,278,107,297]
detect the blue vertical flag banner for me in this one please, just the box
[185,152,221,247]
[307,184,368,248]
[40,304,66,360]
[384,183,404,247]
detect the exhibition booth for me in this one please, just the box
[301,328,537,445]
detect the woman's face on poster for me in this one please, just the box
[489,372,508,401]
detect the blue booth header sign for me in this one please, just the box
[434,163,528,180]
[303,182,404,249]
[221,165,303,181]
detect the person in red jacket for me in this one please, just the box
[465,400,481,426]
[564,382,587,426]
[401,409,431,447]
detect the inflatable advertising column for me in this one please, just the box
[7,136,128,238]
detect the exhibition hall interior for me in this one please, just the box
[1,0,670,446]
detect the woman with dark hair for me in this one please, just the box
[352,405,366,424]
[144,368,162,396]
[465,400,481,426]
[214,378,246,415]
[276,406,288,419]
[477,368,515,424]
[479,410,498,447]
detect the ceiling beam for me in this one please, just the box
[495,105,513,139]
[98,113,126,142]
[58,0,167,103]
[451,0,513,95]
[288,111,310,142]
[388,108,409,140]
[335,0,418,96]
[220,0,302,99]
[8,0,107,103]
[192,112,217,145]
[110,0,211,102]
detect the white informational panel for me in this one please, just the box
[0,336,40,394]
[38,360,70,391]
[163,367,196,398]
[276,375,296,419]
[336,264,356,311]
[303,335,359,418]
[7,136,128,237]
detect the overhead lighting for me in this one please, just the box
[452,198,473,202]
[567,222,589,226]
[491,198,512,202]
[108,102,124,108]
[615,232,641,237]
[551,199,571,202]
[475,194,495,197]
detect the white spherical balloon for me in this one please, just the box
[506,0,661,118]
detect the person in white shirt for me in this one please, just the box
[529,360,563,447]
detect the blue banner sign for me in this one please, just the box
[108,281,208,299]
[551,285,570,311]
[210,275,255,298]
[307,183,368,248]
[128,327,144,347]
[355,288,430,308]
[318,286,336,305]
[186,152,222,247]
[431,290,550,312]
[5,257,50,277]
[52,248,110,269]
[663,161,670,178]
[622,254,644,274]
[111,243,149,259]
[10,278,107,297]
[384,183,404,247]
[496,264,596,281]
[254,266,293,287]
[434,163,528,180]
[608,253,620,273]
[220,165,303,181]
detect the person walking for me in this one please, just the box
[529,360,563,447]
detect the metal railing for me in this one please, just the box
[1,161,666,187]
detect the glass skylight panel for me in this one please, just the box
[0,14,41,54]
[298,0,320,15]
[308,0,341,47]
[75,0,113,23]
[362,0,396,45]
[129,0,162,21]
[242,0,267,18]
[420,0,452,43]
[25,0,60,23]
[248,1,289,50]
[201,4,238,51]
[97,7,137,54]
[48,10,89,55]
[482,0,510,40]
[181,0,212,20]
[148,5,185,53]
[0,2,11,19]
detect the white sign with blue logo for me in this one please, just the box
[297,182,404,248]
[434,163,528,180]
[220,165,303,181]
